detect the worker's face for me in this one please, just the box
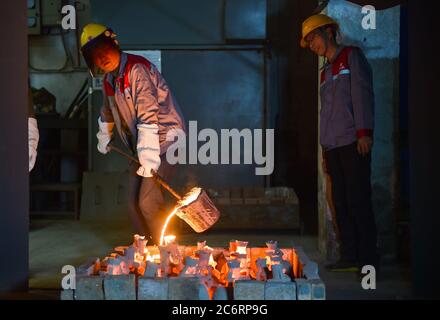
[91,42,120,73]
[305,28,327,56]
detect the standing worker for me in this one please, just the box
[300,14,379,272]
[80,24,186,244]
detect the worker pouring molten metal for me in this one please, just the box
[80,23,186,244]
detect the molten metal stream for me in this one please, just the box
[159,187,202,245]
[160,207,178,246]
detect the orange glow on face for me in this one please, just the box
[92,43,120,73]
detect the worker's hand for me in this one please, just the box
[96,138,111,154]
[28,117,39,172]
[136,165,154,178]
[96,118,114,155]
[136,123,161,178]
[29,151,37,172]
[357,136,373,156]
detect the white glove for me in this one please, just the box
[136,123,161,178]
[96,117,114,154]
[29,117,39,172]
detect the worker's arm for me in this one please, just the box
[28,88,38,172]
[28,117,39,172]
[131,63,161,178]
[96,78,115,154]
[349,47,375,155]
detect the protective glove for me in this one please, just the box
[96,117,114,154]
[28,117,39,172]
[136,123,161,178]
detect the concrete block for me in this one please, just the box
[295,279,312,300]
[138,277,168,300]
[60,290,74,300]
[213,286,228,300]
[310,279,326,300]
[199,284,211,300]
[104,274,136,300]
[74,276,104,300]
[234,280,265,300]
[264,281,296,300]
[76,257,100,276]
[303,261,320,280]
[168,277,200,300]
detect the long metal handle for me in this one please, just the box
[109,144,182,200]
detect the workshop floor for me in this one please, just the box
[28,218,412,300]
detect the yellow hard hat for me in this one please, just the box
[300,14,338,48]
[80,23,119,76]
[81,23,112,48]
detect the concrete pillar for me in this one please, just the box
[0,2,29,293]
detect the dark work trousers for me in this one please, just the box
[127,154,176,244]
[325,142,378,267]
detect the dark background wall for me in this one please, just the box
[407,1,440,299]
[0,1,28,292]
[268,0,318,233]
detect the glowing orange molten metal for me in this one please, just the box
[159,187,202,245]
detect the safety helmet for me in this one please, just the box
[80,23,119,76]
[300,14,339,48]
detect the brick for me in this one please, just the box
[104,274,136,300]
[244,198,259,205]
[257,198,270,205]
[230,198,243,205]
[295,279,312,300]
[74,276,104,300]
[253,187,265,198]
[217,198,231,205]
[310,279,326,300]
[217,188,230,198]
[285,196,299,204]
[168,277,200,300]
[242,187,255,199]
[264,281,296,300]
[269,198,286,205]
[229,187,242,199]
[234,280,265,300]
[60,290,74,300]
[138,277,168,300]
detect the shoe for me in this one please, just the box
[325,260,359,272]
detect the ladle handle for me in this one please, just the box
[109,144,182,201]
